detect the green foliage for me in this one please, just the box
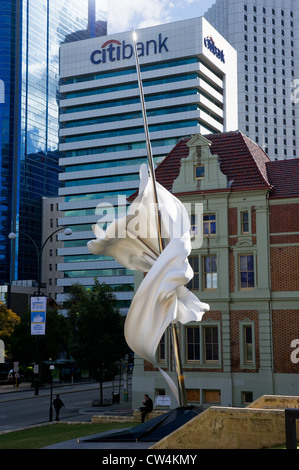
[63,283,87,331]
[68,279,127,380]
[0,303,20,356]
[8,279,128,393]
[10,308,70,366]
[0,303,20,341]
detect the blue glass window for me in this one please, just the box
[62,136,181,158]
[64,268,134,278]
[61,57,199,85]
[63,105,197,128]
[62,89,197,115]
[64,120,198,144]
[203,214,216,235]
[65,173,139,187]
[63,74,198,99]
[239,255,255,289]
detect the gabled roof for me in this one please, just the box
[208,131,272,191]
[129,131,299,201]
[155,131,272,193]
[154,137,190,192]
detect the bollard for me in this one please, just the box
[285,409,299,449]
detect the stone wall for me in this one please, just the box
[91,409,167,424]
[151,395,299,449]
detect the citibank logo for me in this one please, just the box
[91,34,169,65]
[204,36,225,63]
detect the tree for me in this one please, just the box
[0,303,20,357]
[10,307,70,380]
[69,279,127,404]
[63,283,87,337]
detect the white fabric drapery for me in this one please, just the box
[88,164,209,404]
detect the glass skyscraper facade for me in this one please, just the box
[0,0,107,285]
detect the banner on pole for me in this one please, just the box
[31,297,47,335]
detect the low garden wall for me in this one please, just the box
[151,395,299,449]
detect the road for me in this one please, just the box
[0,379,132,433]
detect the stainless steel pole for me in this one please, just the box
[131,29,163,253]
[132,29,188,407]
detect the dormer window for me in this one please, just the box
[194,165,205,179]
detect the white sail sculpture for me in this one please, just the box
[88,163,209,405]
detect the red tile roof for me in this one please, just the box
[156,131,272,192]
[129,131,299,200]
[154,137,190,192]
[266,159,299,198]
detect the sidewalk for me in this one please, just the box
[0,381,32,394]
[0,379,99,400]
[0,379,156,449]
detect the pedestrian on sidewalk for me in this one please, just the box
[53,394,65,421]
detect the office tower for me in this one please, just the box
[0,0,107,286]
[41,196,65,301]
[58,17,238,312]
[204,0,299,160]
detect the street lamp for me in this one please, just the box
[49,359,55,422]
[8,227,72,395]
[8,226,72,295]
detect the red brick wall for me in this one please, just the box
[269,203,299,233]
[272,310,299,373]
[270,234,299,244]
[270,246,299,291]
[251,206,256,234]
[270,202,299,291]
[228,207,237,236]
[141,199,299,381]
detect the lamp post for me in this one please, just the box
[8,226,72,395]
[8,226,72,296]
[49,360,55,422]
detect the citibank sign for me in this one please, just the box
[204,36,225,63]
[91,34,169,65]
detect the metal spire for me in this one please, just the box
[132,29,188,408]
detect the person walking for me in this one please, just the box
[53,394,65,421]
[140,394,153,423]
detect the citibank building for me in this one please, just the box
[58,17,238,311]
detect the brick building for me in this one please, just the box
[132,131,299,409]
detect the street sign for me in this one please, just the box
[155,395,171,408]
[31,297,47,335]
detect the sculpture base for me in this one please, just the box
[84,406,203,443]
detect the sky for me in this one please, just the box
[107,0,216,34]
